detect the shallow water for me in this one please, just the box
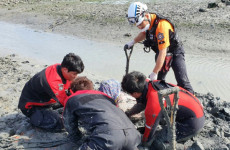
[0,21,229,101]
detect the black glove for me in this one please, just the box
[124,44,129,51]
[124,40,135,51]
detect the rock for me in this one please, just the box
[224,131,230,137]
[9,129,16,137]
[226,116,230,121]
[216,97,220,100]
[227,143,230,149]
[0,132,9,138]
[199,8,207,12]
[124,33,131,37]
[209,99,219,107]
[220,145,230,150]
[210,107,220,116]
[21,60,29,64]
[207,3,219,8]
[10,54,16,57]
[206,93,214,101]
[223,108,230,116]
[212,127,221,137]
[226,0,230,5]
[188,141,204,150]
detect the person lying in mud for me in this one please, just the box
[121,71,205,148]
[124,2,194,94]
[63,76,141,150]
[18,53,84,131]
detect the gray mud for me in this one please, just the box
[0,54,230,149]
[0,0,230,149]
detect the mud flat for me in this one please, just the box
[0,53,229,149]
[0,0,229,101]
[0,0,230,149]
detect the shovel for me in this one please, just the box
[124,46,133,75]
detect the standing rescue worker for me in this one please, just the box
[124,2,194,94]
[121,71,205,148]
[18,53,84,131]
[63,76,141,150]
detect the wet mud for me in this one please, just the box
[0,54,230,149]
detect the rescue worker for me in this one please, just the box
[63,76,141,150]
[18,53,84,131]
[124,2,194,94]
[121,71,205,148]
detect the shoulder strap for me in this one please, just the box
[150,80,172,109]
[150,80,172,91]
[148,13,160,35]
[149,13,176,33]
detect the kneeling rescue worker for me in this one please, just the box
[122,71,205,148]
[63,76,141,150]
[18,53,84,131]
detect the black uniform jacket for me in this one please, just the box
[18,64,70,116]
[63,90,137,140]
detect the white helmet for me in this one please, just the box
[127,2,148,26]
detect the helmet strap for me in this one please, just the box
[143,14,151,24]
[148,19,151,25]
[146,13,151,23]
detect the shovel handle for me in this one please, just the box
[125,46,133,75]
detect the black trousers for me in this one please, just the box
[157,53,194,94]
[151,115,205,148]
[27,107,64,131]
[79,128,141,150]
[176,115,205,142]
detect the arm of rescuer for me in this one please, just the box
[150,20,173,80]
[128,33,167,80]
[125,83,148,117]
[125,31,146,49]
[134,31,146,44]
[142,104,163,146]
[151,48,167,77]
[125,103,146,118]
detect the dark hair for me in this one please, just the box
[70,76,94,93]
[121,71,146,94]
[61,53,84,73]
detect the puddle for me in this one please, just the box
[0,21,229,101]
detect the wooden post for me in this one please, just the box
[157,86,179,150]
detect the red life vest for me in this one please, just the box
[45,64,71,106]
[143,81,204,141]
[24,64,71,109]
